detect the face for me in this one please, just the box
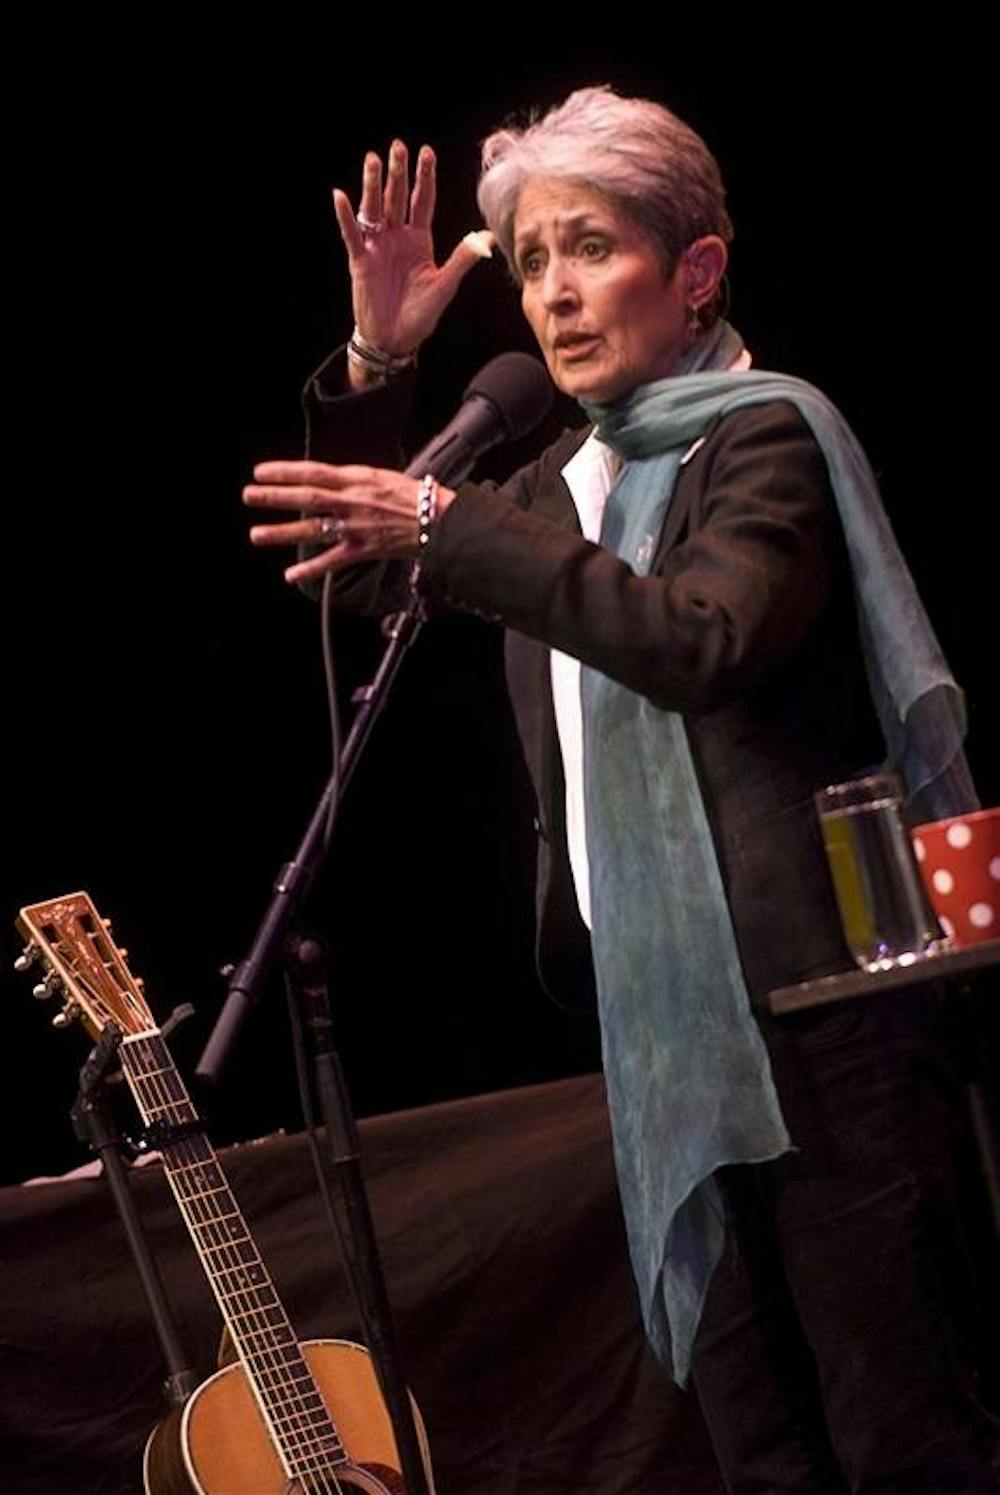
[513,177,688,403]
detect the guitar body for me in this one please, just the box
[144,1338,433,1494]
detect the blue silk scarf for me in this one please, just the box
[577,322,973,1384]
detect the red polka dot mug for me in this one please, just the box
[911,808,1000,947]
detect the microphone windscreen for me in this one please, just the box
[463,352,554,441]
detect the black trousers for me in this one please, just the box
[689,991,999,1493]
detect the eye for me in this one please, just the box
[578,237,610,262]
[520,249,544,280]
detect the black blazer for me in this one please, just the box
[305,357,881,1012]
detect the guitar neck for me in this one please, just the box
[121,1030,347,1482]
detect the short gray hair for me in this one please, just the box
[477,86,733,283]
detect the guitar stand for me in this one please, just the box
[72,1013,200,1411]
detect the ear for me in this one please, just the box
[683,236,728,310]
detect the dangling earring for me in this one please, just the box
[686,301,702,343]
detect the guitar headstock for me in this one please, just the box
[16,892,154,1039]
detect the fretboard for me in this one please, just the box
[122,1030,346,1484]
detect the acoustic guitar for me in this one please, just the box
[16,891,435,1494]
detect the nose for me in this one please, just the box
[540,253,580,312]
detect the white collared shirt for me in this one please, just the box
[550,351,752,928]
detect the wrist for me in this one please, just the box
[346,356,391,392]
[347,326,417,386]
[435,485,456,519]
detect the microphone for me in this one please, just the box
[404,352,554,486]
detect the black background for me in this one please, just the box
[4,30,996,1183]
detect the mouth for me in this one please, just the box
[553,331,601,361]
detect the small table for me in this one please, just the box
[768,936,1000,1014]
[768,937,1000,1242]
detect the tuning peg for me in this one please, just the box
[14,943,39,972]
[52,1003,79,1030]
[102,917,113,929]
[32,970,62,1001]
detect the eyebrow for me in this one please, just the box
[513,211,612,255]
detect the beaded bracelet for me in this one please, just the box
[416,473,438,551]
[346,326,416,382]
[409,473,438,602]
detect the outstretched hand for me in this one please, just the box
[334,140,493,366]
[245,460,457,585]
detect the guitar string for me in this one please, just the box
[54,919,395,1495]
[127,1035,346,1495]
[93,965,348,1484]
[54,922,343,1489]
[125,1034,348,1495]
[126,1036,346,1495]
[125,1040,337,1486]
[67,917,363,1495]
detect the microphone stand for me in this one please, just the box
[196,587,431,1495]
[197,352,552,1491]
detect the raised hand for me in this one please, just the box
[334,140,492,372]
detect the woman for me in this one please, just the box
[245,88,998,1491]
